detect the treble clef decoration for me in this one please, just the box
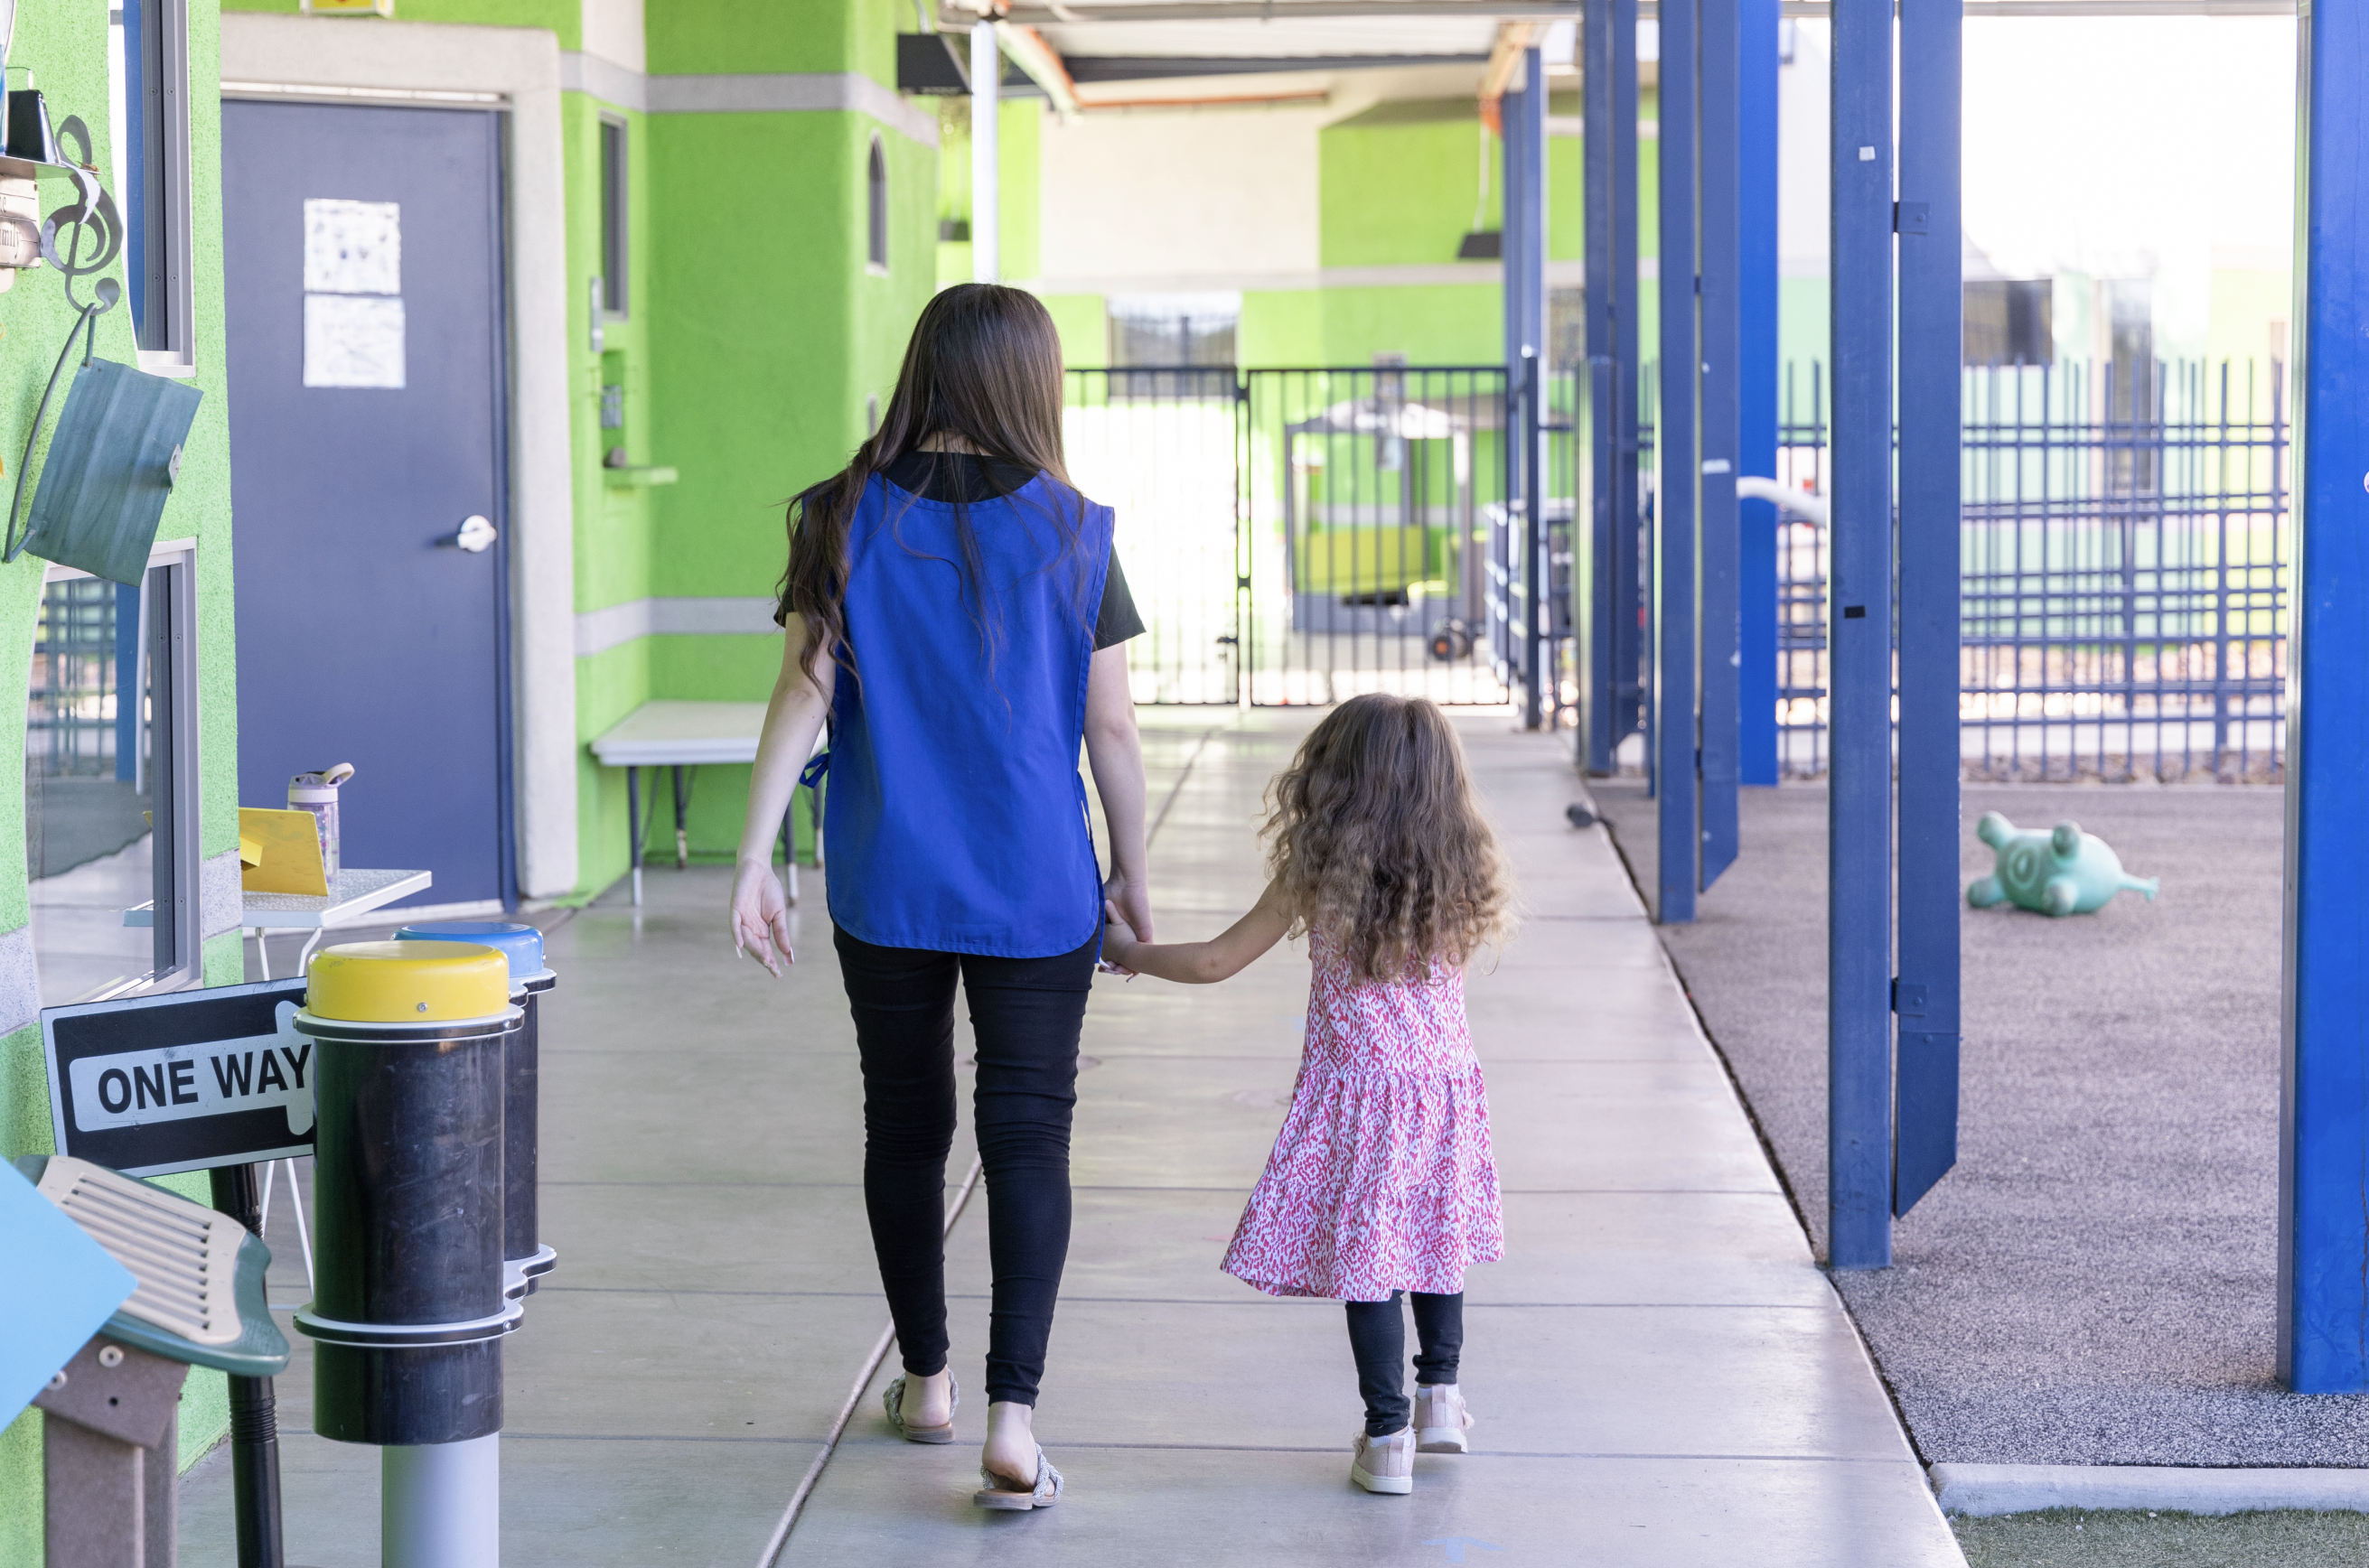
[35,114,122,313]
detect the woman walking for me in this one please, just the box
[730,284,1149,1511]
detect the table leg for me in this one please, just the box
[253,929,271,982]
[780,802,798,907]
[627,765,644,907]
[672,764,689,871]
[296,929,326,974]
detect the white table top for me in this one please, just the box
[126,867,434,930]
[589,699,770,767]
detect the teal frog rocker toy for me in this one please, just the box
[1967,812,2160,917]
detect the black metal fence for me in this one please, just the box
[1765,358,2288,779]
[1063,367,1517,709]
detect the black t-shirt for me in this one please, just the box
[879,452,1146,650]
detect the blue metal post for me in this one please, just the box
[2281,0,2369,1393]
[1582,0,1618,773]
[1737,0,1781,785]
[1894,0,1962,1218]
[1612,0,1644,752]
[1514,49,1549,730]
[1654,0,1698,922]
[1827,0,1893,1268]
[1698,0,1740,890]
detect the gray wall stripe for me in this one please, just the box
[576,597,783,658]
[557,59,938,148]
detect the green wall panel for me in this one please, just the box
[649,0,902,85]
[1320,98,1500,269]
[1242,290,1323,368]
[1322,283,1502,367]
[1042,292,1106,369]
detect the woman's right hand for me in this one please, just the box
[731,859,797,975]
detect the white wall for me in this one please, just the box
[1034,104,1326,292]
[579,0,645,72]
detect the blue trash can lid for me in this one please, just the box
[391,920,552,983]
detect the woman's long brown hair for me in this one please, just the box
[1263,694,1514,983]
[777,283,1080,682]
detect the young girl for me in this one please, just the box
[1100,693,1510,1496]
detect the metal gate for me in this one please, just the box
[1063,366,1519,708]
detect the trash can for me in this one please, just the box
[19,1153,289,1568]
[393,919,557,1297]
[292,940,520,1568]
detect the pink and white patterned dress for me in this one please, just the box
[1222,929,1503,1302]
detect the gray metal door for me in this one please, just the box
[222,101,512,909]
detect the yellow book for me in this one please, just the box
[239,807,328,896]
[239,835,262,868]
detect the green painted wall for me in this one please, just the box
[221,0,581,44]
[2,0,243,1555]
[1043,292,1106,369]
[1241,290,1322,367]
[574,1,934,888]
[936,93,1044,289]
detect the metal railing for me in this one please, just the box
[1763,358,2288,779]
[1063,366,1517,709]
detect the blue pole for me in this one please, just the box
[1518,48,1548,731]
[2280,0,2369,1393]
[1582,0,1618,774]
[1737,0,1781,785]
[1613,0,1644,755]
[1699,0,1741,890]
[1655,0,1698,923]
[1828,0,1894,1268]
[115,579,140,783]
[1894,0,1962,1218]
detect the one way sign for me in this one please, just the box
[43,977,314,1177]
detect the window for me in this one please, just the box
[866,135,888,274]
[599,117,628,314]
[111,0,193,372]
[1962,279,2052,368]
[1108,293,1239,399]
[29,546,201,1004]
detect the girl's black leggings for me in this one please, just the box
[1344,1290,1465,1437]
[834,926,1096,1408]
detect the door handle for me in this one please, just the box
[439,515,497,554]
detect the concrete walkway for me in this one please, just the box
[182,714,1961,1566]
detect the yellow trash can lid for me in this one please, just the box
[305,940,512,1023]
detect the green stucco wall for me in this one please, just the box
[2,0,243,1556]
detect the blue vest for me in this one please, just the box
[819,471,1113,957]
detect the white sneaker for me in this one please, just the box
[1416,1385,1473,1453]
[1351,1426,1415,1495]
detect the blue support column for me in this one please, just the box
[1513,49,1549,731]
[1613,0,1645,752]
[1894,0,1962,1218]
[1698,0,1741,890]
[1738,0,1781,785]
[1654,0,1698,922]
[2280,0,2369,1393]
[1827,0,1893,1268]
[1582,0,1618,774]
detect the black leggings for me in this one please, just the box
[835,926,1096,1407]
[1344,1291,1465,1438]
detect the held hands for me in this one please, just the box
[730,859,797,975]
[1100,899,1143,977]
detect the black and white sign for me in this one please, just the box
[44,978,314,1177]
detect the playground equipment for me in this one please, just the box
[292,940,523,1568]
[17,1154,288,1568]
[1967,811,2160,916]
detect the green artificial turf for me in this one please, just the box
[1954,1508,2369,1567]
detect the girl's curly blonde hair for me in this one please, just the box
[1262,694,1514,983]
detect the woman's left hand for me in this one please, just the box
[730,858,797,975]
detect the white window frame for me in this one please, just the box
[39,539,201,998]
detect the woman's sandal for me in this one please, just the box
[883,1375,958,1444]
[972,1445,1063,1511]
